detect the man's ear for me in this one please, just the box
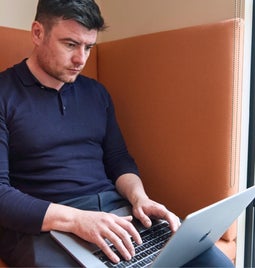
[31,21,44,45]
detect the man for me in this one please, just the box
[0,0,234,267]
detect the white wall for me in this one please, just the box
[0,0,244,42]
[0,0,37,30]
[100,0,244,42]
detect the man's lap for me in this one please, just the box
[2,234,234,267]
[0,191,128,266]
[0,191,234,267]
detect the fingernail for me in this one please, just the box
[145,220,152,228]
[138,237,143,244]
[125,253,132,261]
[114,256,120,263]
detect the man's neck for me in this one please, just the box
[26,56,64,91]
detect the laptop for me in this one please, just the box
[50,185,255,267]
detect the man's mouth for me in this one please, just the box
[67,68,82,74]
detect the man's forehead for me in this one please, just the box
[51,19,98,42]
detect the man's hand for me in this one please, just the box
[73,211,142,263]
[131,197,181,232]
[115,173,181,232]
[43,204,142,264]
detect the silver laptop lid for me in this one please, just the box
[152,185,255,267]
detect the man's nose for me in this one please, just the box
[72,48,90,66]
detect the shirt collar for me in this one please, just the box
[14,59,74,92]
[14,59,40,87]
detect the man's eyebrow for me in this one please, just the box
[60,38,96,47]
[86,42,97,47]
[59,38,79,44]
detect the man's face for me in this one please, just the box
[33,19,97,88]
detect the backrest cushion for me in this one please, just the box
[97,20,243,243]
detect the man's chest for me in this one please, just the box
[6,91,107,156]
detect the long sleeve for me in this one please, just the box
[0,114,50,234]
[102,95,140,181]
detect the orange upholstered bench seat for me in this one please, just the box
[0,18,243,265]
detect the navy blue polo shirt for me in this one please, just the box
[0,60,139,234]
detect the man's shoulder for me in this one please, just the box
[0,65,15,78]
[75,74,112,105]
[76,74,109,94]
[0,61,24,81]
[0,65,17,91]
[76,74,100,86]
[0,61,28,102]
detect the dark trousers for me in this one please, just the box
[0,191,234,267]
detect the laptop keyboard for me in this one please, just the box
[93,220,172,268]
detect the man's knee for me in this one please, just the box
[183,245,234,267]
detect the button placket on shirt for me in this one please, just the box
[58,91,67,115]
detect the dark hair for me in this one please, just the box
[35,0,106,32]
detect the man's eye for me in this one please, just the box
[85,45,93,51]
[66,43,76,48]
